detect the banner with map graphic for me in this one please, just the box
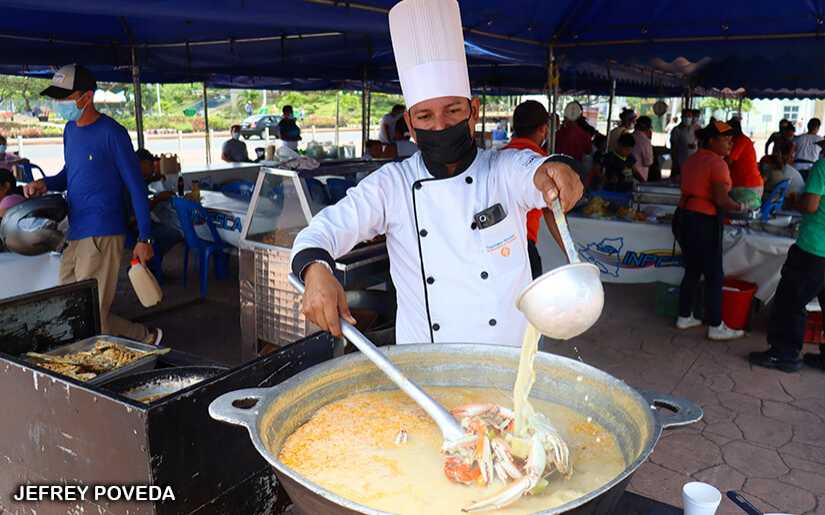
[568,215,685,284]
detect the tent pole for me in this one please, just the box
[335,90,341,158]
[361,69,368,157]
[155,83,162,116]
[367,89,372,143]
[203,83,211,165]
[606,79,616,137]
[131,47,145,150]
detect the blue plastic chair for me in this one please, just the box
[171,197,230,298]
[326,178,355,204]
[760,179,790,222]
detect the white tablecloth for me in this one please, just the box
[0,252,61,299]
[722,227,794,302]
[538,215,794,302]
[197,191,250,248]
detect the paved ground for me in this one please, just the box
[546,283,825,515]
[111,245,825,514]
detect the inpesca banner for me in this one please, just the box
[568,215,684,285]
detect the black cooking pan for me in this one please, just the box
[102,366,228,404]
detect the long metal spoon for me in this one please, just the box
[549,197,580,264]
[288,273,466,443]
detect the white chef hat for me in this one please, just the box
[389,0,471,109]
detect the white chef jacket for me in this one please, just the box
[290,148,549,346]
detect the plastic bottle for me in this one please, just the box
[128,259,163,307]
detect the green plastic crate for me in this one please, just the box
[655,282,681,319]
[655,281,705,320]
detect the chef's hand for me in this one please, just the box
[534,161,584,212]
[24,179,47,198]
[133,242,154,266]
[303,262,356,338]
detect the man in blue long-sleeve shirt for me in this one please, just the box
[26,65,162,345]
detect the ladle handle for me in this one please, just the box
[549,198,580,264]
[288,273,466,442]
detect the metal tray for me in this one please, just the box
[633,192,681,205]
[634,183,680,195]
[31,335,161,386]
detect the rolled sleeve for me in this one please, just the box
[496,149,578,211]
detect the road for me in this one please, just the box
[13,127,367,177]
[12,127,773,179]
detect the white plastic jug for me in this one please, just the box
[128,259,163,307]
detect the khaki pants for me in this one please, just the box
[60,235,148,341]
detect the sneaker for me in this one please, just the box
[676,315,702,330]
[749,350,802,373]
[143,327,163,346]
[707,322,745,341]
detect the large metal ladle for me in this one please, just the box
[516,199,604,340]
[287,273,466,443]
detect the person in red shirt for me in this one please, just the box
[503,100,564,279]
[555,101,592,162]
[726,117,764,209]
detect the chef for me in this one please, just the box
[290,0,583,346]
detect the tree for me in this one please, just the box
[0,75,50,113]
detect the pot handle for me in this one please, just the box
[208,388,268,430]
[640,390,704,429]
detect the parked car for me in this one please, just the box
[240,114,281,139]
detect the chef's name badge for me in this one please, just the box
[485,233,517,257]
[12,484,176,503]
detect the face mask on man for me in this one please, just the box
[232,132,241,141]
[415,118,477,179]
[55,96,86,122]
[682,117,693,126]
[0,145,6,154]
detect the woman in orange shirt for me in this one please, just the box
[673,121,745,341]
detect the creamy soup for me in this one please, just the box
[277,387,626,514]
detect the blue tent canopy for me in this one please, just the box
[0,1,823,96]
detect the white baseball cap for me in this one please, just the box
[41,64,97,99]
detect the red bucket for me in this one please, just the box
[721,278,757,330]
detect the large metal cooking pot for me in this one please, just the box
[210,344,702,514]
[0,194,67,256]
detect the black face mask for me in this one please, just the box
[415,118,477,179]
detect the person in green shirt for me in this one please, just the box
[750,158,825,372]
